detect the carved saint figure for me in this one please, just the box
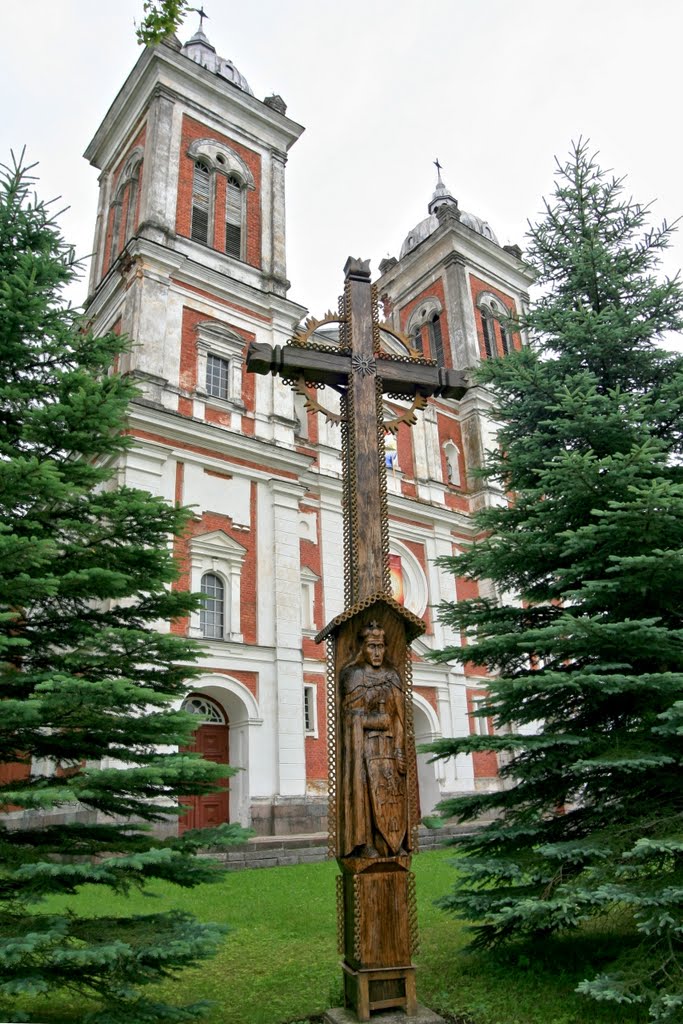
[339,621,411,858]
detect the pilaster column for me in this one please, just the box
[270,150,288,292]
[443,252,479,369]
[138,87,177,243]
[87,170,111,296]
[270,478,307,796]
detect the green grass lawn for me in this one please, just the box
[16,848,645,1024]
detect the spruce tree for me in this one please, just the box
[0,157,247,1023]
[428,142,683,1021]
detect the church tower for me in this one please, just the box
[374,167,534,798]
[83,23,325,834]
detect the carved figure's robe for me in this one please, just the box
[339,661,412,857]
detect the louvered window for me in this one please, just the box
[200,573,225,639]
[481,311,495,359]
[206,354,230,400]
[191,161,211,244]
[411,327,423,354]
[429,314,445,364]
[500,322,512,354]
[225,175,243,259]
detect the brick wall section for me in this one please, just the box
[304,671,327,781]
[102,124,147,277]
[398,278,451,367]
[178,306,256,418]
[205,406,230,427]
[172,280,272,324]
[415,685,438,713]
[453,568,487,678]
[175,114,262,269]
[469,274,519,360]
[392,418,415,480]
[192,667,258,700]
[213,173,227,251]
[467,687,499,778]
[436,411,468,499]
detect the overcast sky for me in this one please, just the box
[1,0,682,320]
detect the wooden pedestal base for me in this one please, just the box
[342,963,417,1021]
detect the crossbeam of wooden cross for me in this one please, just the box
[247,257,470,606]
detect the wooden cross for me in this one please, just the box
[247,257,468,606]
[247,257,469,1019]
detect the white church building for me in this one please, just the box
[82,22,534,836]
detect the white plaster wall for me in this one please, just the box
[184,461,251,527]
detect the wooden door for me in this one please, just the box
[179,721,230,832]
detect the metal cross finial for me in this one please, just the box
[191,6,209,30]
[434,157,444,184]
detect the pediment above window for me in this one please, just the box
[192,529,247,564]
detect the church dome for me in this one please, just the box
[459,210,498,243]
[181,25,254,96]
[399,166,499,259]
[399,214,439,259]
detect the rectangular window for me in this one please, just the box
[206,354,230,400]
[472,697,492,736]
[303,684,317,736]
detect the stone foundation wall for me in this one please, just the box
[249,795,328,836]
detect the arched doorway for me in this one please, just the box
[179,694,230,832]
[413,700,442,818]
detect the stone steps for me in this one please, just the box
[210,822,479,871]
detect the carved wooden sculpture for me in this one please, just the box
[247,258,469,1020]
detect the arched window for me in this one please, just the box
[225,175,244,260]
[200,572,225,639]
[186,139,255,257]
[478,293,516,359]
[428,313,445,364]
[181,694,226,724]
[406,299,445,363]
[191,161,212,244]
